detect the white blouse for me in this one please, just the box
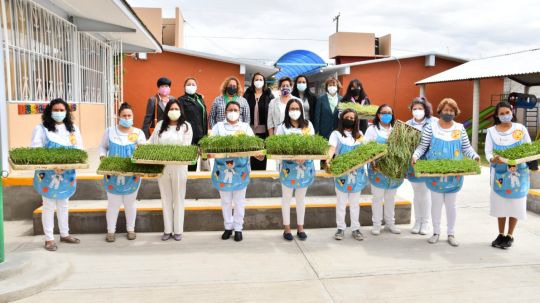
[31,124,84,149]
[149,120,193,146]
[99,126,146,157]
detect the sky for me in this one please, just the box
[127,0,540,64]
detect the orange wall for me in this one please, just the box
[339,57,504,123]
[123,51,244,128]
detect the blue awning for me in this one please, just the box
[274,50,327,79]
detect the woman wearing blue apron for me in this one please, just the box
[210,101,263,242]
[275,99,315,241]
[31,98,84,251]
[364,104,404,236]
[485,101,530,249]
[413,98,479,247]
[99,103,147,242]
[328,109,368,241]
[406,97,437,235]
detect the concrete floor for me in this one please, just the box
[4,167,540,302]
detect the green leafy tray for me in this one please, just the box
[200,134,265,158]
[132,144,199,165]
[494,140,540,165]
[414,159,481,177]
[378,120,422,179]
[330,141,388,176]
[338,103,379,118]
[266,134,329,160]
[9,147,89,170]
[97,157,164,178]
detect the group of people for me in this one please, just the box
[31,75,530,252]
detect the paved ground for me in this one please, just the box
[4,167,540,302]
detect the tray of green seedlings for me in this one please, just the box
[329,141,388,177]
[265,134,329,160]
[97,157,164,178]
[132,144,199,165]
[199,134,265,158]
[414,159,481,177]
[9,147,89,170]
[338,103,379,119]
[494,140,540,165]
[378,120,422,179]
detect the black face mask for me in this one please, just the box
[351,88,362,97]
[227,86,238,95]
[343,119,355,129]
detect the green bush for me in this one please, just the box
[330,141,387,175]
[265,134,328,155]
[378,121,422,179]
[10,147,88,165]
[414,159,481,175]
[199,134,265,153]
[338,103,379,116]
[133,144,198,162]
[98,157,164,174]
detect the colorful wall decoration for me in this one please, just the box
[18,103,77,115]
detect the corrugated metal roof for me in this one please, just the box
[416,48,540,86]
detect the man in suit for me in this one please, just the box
[142,77,175,138]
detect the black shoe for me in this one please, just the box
[491,234,505,248]
[283,232,293,241]
[234,231,243,242]
[500,235,514,248]
[297,231,307,241]
[221,230,233,240]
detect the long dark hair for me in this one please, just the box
[409,96,432,119]
[291,75,315,100]
[342,79,367,102]
[158,99,188,136]
[283,98,308,129]
[373,103,395,129]
[493,101,516,125]
[249,72,267,91]
[42,98,75,133]
[337,109,361,139]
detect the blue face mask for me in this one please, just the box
[51,111,66,123]
[380,113,393,124]
[499,113,513,123]
[119,118,133,128]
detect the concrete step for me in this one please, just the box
[527,189,540,215]
[0,252,71,303]
[32,196,411,235]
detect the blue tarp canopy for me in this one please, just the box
[274,50,327,79]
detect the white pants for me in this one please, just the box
[336,189,361,230]
[371,185,397,227]
[42,197,69,241]
[281,186,307,226]
[219,188,247,231]
[158,165,187,234]
[431,191,457,235]
[411,182,431,224]
[106,191,138,233]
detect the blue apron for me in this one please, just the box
[368,133,404,189]
[280,160,315,189]
[406,118,431,183]
[103,128,141,195]
[490,129,529,199]
[33,125,77,200]
[425,126,463,193]
[334,140,368,193]
[212,157,250,191]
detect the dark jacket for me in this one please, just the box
[178,93,208,145]
[142,94,175,138]
[339,97,371,134]
[313,94,342,139]
[243,87,273,133]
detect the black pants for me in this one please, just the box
[251,132,268,171]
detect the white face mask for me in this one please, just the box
[288,110,301,121]
[185,85,197,95]
[227,111,240,122]
[254,80,264,89]
[297,83,307,92]
[327,86,338,95]
[412,109,425,120]
[168,109,181,121]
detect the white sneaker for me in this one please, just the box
[371,225,381,236]
[411,221,421,234]
[419,223,430,235]
[428,234,439,244]
[385,225,401,234]
[447,235,459,247]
